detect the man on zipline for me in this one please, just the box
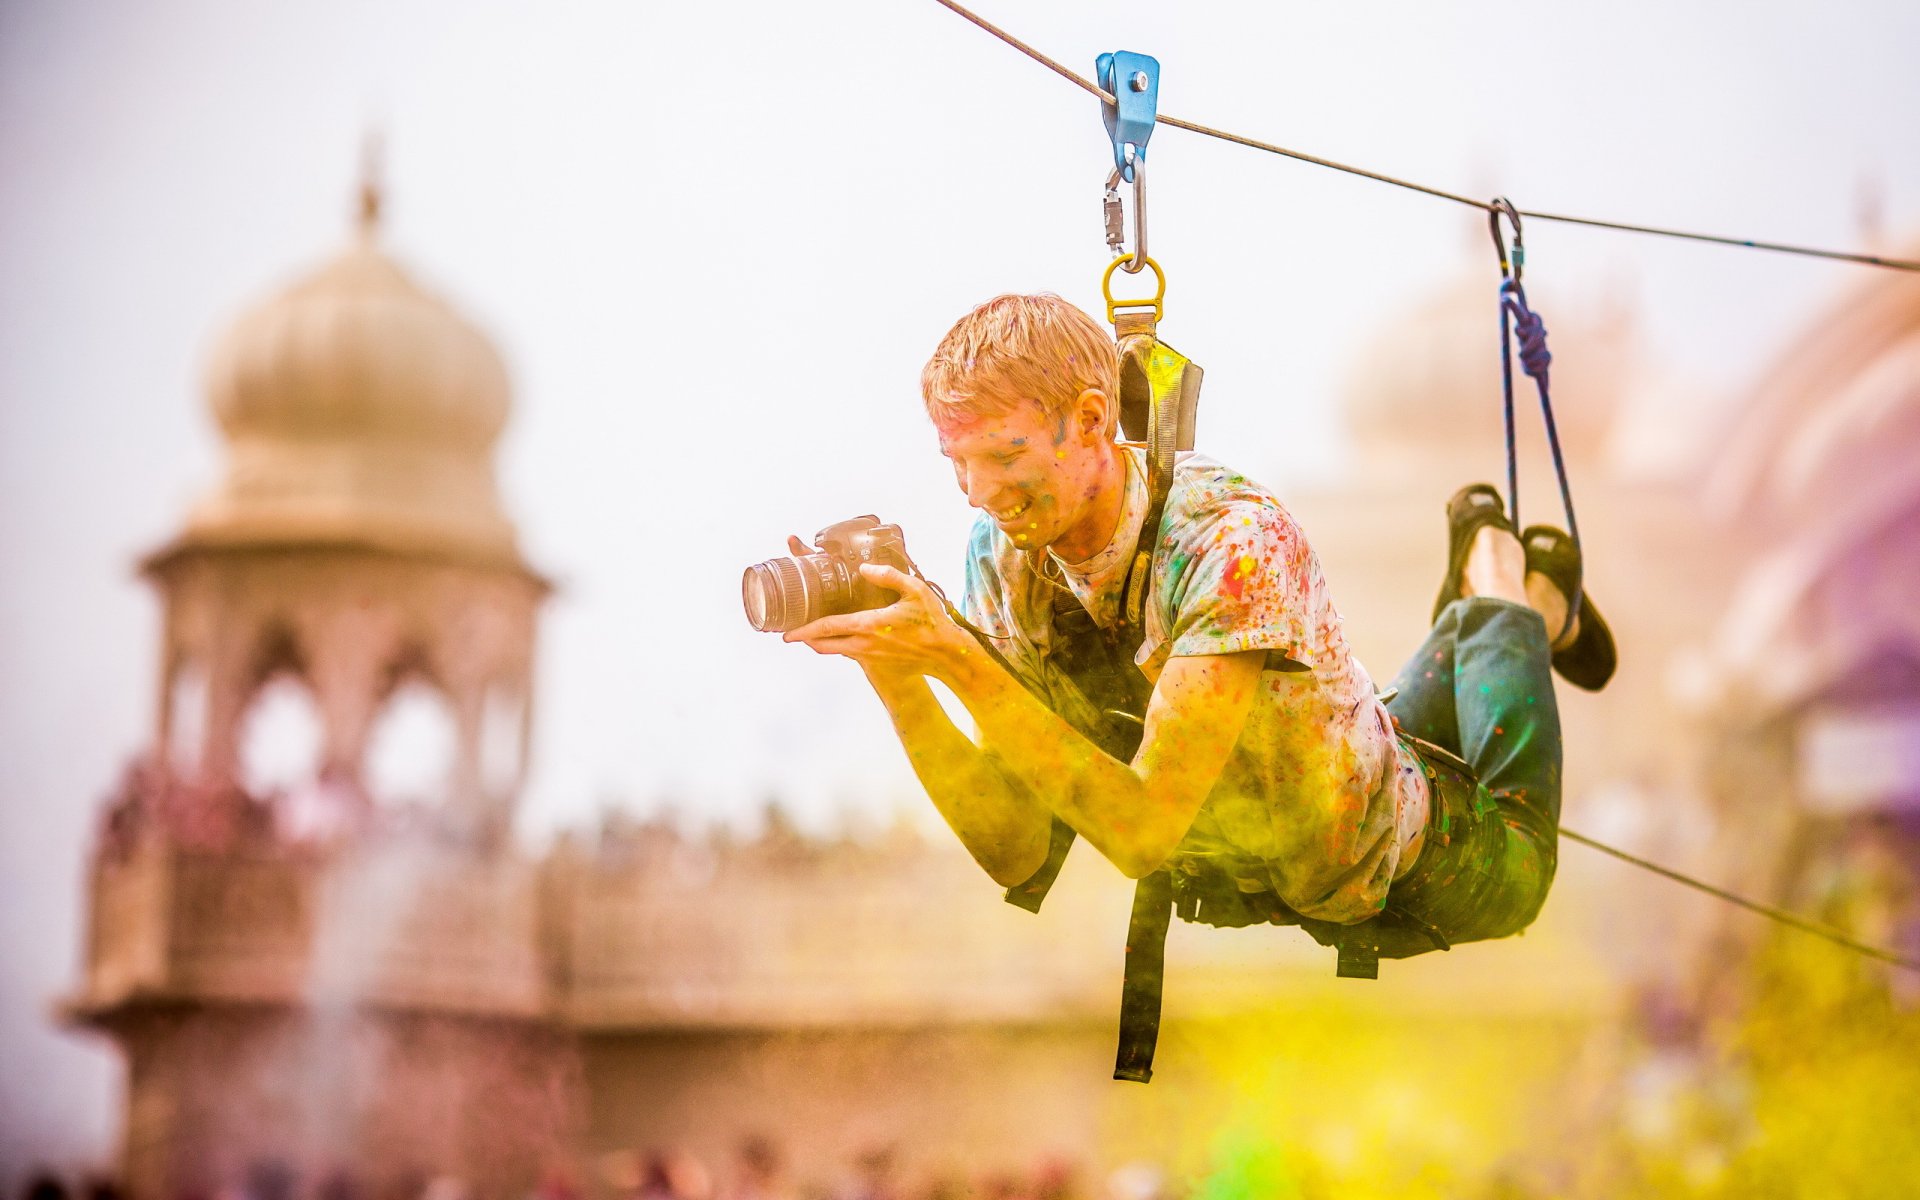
[784,293,1615,1077]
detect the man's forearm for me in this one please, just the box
[788,562,1249,883]
[864,667,1051,885]
[940,651,1175,879]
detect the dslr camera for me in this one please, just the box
[742,515,914,633]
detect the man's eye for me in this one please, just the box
[991,453,1021,467]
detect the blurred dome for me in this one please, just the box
[176,196,523,567]
[207,238,509,452]
[1711,233,1920,535]
[1700,232,1920,715]
[1345,267,1631,471]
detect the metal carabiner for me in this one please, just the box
[1105,155,1149,273]
[1488,196,1524,282]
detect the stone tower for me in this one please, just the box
[69,178,579,1197]
[150,177,543,840]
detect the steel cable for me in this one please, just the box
[928,0,1920,272]
[1561,828,1920,973]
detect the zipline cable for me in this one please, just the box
[927,0,1920,273]
[1561,828,1920,973]
[928,0,1920,974]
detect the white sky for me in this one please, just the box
[2,0,1917,1173]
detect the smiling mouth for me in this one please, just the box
[990,501,1031,522]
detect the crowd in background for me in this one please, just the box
[600,1136,1114,1200]
[10,1136,1158,1200]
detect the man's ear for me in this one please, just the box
[1074,387,1112,440]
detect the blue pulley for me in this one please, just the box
[1095,51,1159,182]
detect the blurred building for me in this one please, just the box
[62,183,1920,1197]
[1693,254,1920,995]
[68,184,575,1195]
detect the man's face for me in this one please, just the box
[934,391,1110,552]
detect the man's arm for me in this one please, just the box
[790,565,1265,881]
[944,642,1265,879]
[862,665,1053,886]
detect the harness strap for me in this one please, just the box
[999,313,1203,1084]
[1114,328,1202,626]
[1115,870,1174,1082]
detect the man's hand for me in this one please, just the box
[779,539,1265,883]
[784,562,978,683]
[782,553,1053,884]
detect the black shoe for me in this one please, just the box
[1433,484,1515,624]
[1521,524,1616,692]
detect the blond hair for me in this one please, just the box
[920,294,1118,431]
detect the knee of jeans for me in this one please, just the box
[1489,840,1558,938]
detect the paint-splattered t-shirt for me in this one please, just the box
[962,446,1430,923]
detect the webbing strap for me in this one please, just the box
[1114,333,1201,625]
[1115,870,1174,1082]
[1111,324,1199,1083]
[1004,314,1205,1084]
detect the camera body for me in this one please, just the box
[742,515,913,633]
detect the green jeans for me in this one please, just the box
[1380,596,1564,945]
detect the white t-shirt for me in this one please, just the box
[961,446,1429,923]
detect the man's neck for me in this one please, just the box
[1049,441,1129,564]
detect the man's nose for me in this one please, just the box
[963,468,999,509]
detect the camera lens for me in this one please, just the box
[742,557,815,633]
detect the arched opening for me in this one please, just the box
[166,657,209,775]
[238,675,324,800]
[365,676,459,807]
[480,683,524,799]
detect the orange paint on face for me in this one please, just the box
[934,396,1117,561]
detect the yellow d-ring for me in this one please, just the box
[1102,255,1165,324]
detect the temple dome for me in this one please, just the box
[1698,232,1920,717]
[173,217,524,568]
[1708,233,1920,533]
[208,237,509,452]
[1344,266,1631,473]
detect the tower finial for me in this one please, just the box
[356,127,385,241]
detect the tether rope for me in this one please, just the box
[927,0,1920,273]
[926,0,1920,972]
[1561,829,1920,973]
[1496,279,1583,635]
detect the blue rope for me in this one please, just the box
[1498,286,1519,530]
[1497,278,1584,634]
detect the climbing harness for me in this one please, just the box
[1094,54,1195,1080]
[1005,49,1208,1082]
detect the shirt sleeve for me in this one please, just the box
[1160,499,1328,665]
